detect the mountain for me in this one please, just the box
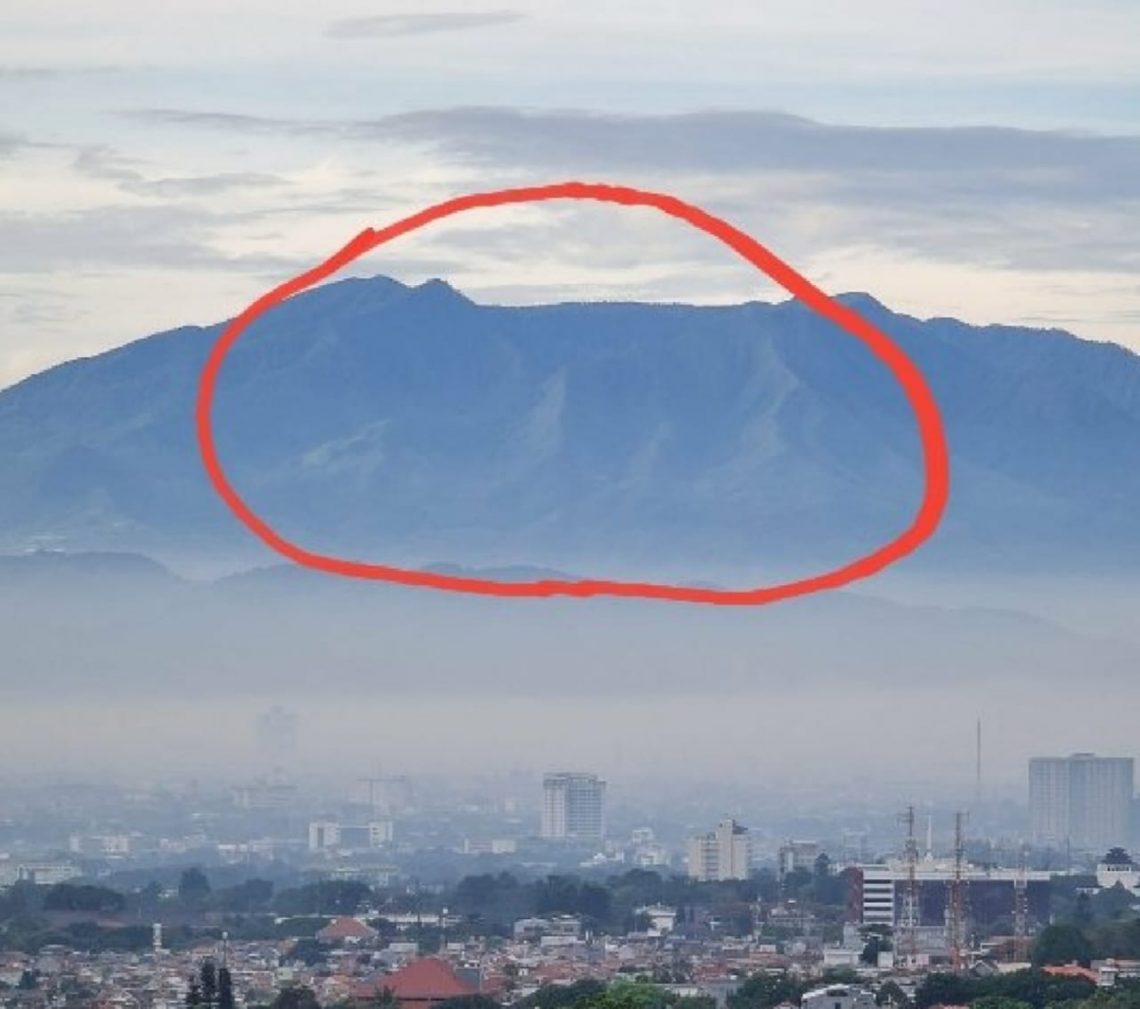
[1,550,1136,701]
[1,275,1138,582]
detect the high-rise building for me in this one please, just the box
[541,772,606,841]
[778,840,820,879]
[687,818,751,881]
[1029,753,1134,851]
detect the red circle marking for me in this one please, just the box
[196,181,950,605]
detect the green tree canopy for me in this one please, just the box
[179,868,211,904]
[1033,923,1095,967]
[269,986,321,1009]
[728,972,807,1009]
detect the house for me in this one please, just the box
[354,957,478,1008]
[1043,964,1099,984]
[316,916,379,945]
[801,985,876,1009]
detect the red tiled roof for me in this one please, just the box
[1044,965,1098,982]
[357,958,477,1002]
[317,916,379,942]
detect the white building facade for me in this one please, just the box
[687,818,751,881]
[541,772,606,841]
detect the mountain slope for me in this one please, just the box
[1,276,1138,580]
[1,551,1136,700]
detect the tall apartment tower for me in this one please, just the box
[541,772,606,841]
[687,818,751,881]
[1029,753,1134,851]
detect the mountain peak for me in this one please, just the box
[412,277,472,304]
[834,291,888,312]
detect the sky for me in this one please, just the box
[1,0,1139,389]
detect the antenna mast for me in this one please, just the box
[898,805,919,966]
[1013,843,1030,962]
[975,718,982,812]
[948,811,969,971]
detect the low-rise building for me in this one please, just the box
[802,984,876,1009]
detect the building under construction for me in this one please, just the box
[850,858,1051,931]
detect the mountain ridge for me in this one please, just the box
[2,274,1138,581]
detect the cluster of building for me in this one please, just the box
[6,895,1138,1009]
[6,749,1140,1006]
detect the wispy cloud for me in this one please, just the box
[325,10,524,39]
[0,204,301,275]
[119,106,1140,273]
[123,106,1140,199]
[0,65,128,81]
[73,147,287,198]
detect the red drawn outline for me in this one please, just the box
[196,181,950,605]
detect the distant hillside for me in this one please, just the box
[1,275,1138,581]
[0,550,1135,700]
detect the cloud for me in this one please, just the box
[73,147,287,197]
[122,106,1140,200]
[119,106,1140,274]
[0,65,127,81]
[360,108,1140,203]
[0,204,300,275]
[325,10,524,39]
[121,108,318,135]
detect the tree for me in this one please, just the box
[520,980,606,1009]
[179,868,212,904]
[287,938,327,967]
[218,967,235,1009]
[729,972,806,1009]
[201,961,218,1006]
[973,998,1033,1009]
[274,880,372,916]
[914,973,973,1009]
[876,981,909,1008]
[862,932,891,965]
[1074,892,1095,927]
[1033,923,1095,967]
[750,869,779,903]
[578,882,613,923]
[270,987,322,1009]
[137,880,165,910]
[216,878,275,913]
[1093,885,1135,921]
[781,868,813,898]
[581,980,672,1009]
[43,883,127,914]
[675,998,716,1009]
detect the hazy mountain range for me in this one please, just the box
[1,549,1136,702]
[1,275,1138,584]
